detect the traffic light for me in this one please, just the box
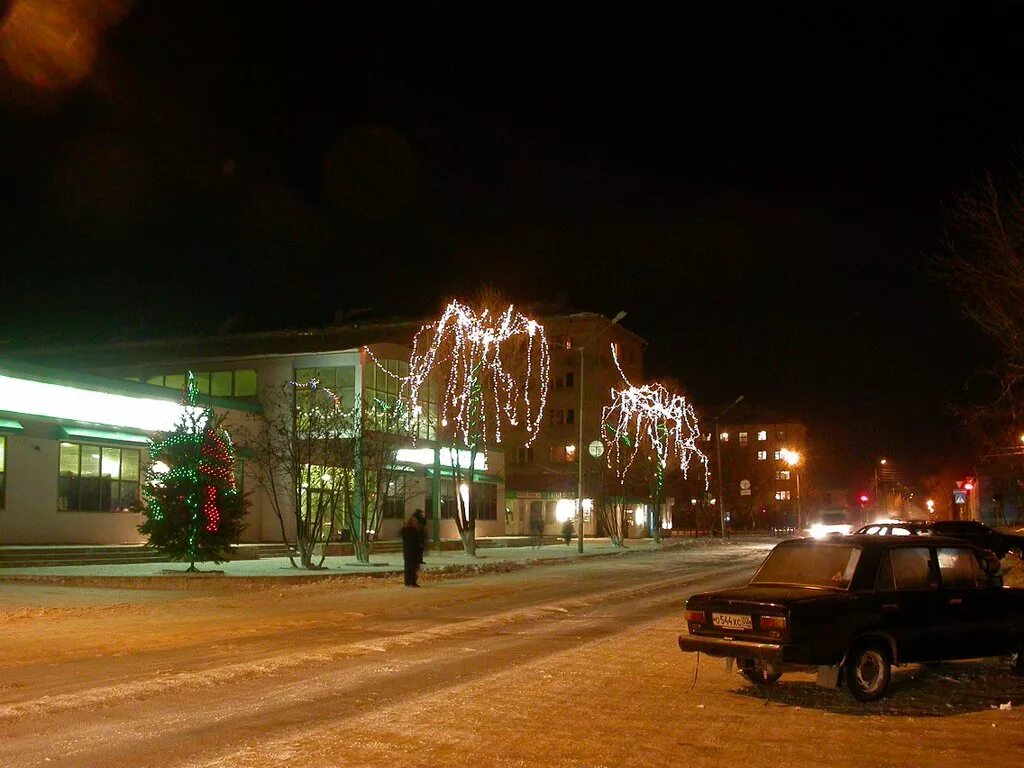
[858,494,869,505]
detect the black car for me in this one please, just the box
[678,535,1024,701]
[927,520,1024,559]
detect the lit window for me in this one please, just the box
[738,432,748,446]
[58,442,141,513]
[776,470,791,480]
[773,450,782,461]
[775,490,792,501]
[720,432,730,442]
[549,445,574,463]
[757,430,767,441]
[757,450,767,461]
[551,409,565,426]
[776,430,786,441]
[135,370,259,399]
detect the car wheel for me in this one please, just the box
[740,668,782,686]
[844,643,892,702]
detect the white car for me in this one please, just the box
[805,512,852,538]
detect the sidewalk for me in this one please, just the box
[0,536,739,589]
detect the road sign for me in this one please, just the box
[953,490,967,505]
[739,479,751,490]
[588,440,605,458]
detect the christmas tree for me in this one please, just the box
[139,372,247,570]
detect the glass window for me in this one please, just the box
[773,450,782,460]
[471,482,498,520]
[235,369,258,397]
[751,543,861,589]
[738,432,748,446]
[59,442,141,513]
[211,371,233,397]
[164,374,185,392]
[776,470,791,480]
[757,430,767,441]
[875,552,895,591]
[194,372,211,394]
[775,490,791,500]
[382,477,407,519]
[720,432,729,442]
[890,547,937,590]
[937,548,985,589]
[146,375,164,386]
[757,451,767,461]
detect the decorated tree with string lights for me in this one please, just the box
[140,373,247,571]
[602,350,709,543]
[400,294,550,556]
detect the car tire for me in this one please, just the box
[844,642,892,702]
[740,668,782,686]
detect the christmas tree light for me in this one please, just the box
[139,372,247,569]
[394,299,550,447]
[602,347,709,488]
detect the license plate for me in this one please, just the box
[712,612,752,631]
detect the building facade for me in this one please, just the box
[713,414,808,531]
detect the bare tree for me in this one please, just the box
[942,169,1024,463]
[240,381,354,569]
[342,393,417,563]
[402,291,550,556]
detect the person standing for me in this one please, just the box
[401,511,425,587]
[530,512,544,549]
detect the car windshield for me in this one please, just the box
[750,544,862,590]
[820,513,847,525]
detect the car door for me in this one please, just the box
[935,546,1004,659]
[874,545,945,662]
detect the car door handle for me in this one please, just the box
[881,603,899,612]
[948,598,963,605]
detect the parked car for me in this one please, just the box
[855,521,934,537]
[927,520,1024,559]
[677,535,1024,701]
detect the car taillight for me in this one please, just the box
[684,609,705,623]
[759,615,787,632]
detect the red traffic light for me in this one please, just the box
[963,482,975,491]
[858,494,869,504]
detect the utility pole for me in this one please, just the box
[714,395,744,540]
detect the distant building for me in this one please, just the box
[503,313,650,538]
[710,409,808,531]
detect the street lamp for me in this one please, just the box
[780,448,802,530]
[714,395,744,540]
[577,310,627,553]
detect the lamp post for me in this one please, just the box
[714,395,744,540]
[780,448,802,530]
[577,310,627,553]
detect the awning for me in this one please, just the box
[58,426,151,446]
[0,418,24,432]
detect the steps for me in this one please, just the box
[0,546,169,568]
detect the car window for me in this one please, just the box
[891,526,911,536]
[937,548,985,589]
[864,526,881,535]
[890,547,937,590]
[751,544,862,589]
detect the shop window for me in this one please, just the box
[382,477,407,519]
[58,442,141,512]
[470,482,498,520]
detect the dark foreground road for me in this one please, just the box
[1,540,1021,768]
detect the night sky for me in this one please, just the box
[2,2,1021,484]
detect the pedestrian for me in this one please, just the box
[401,511,425,587]
[414,509,428,564]
[561,518,574,546]
[530,513,544,549]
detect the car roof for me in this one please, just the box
[778,534,986,551]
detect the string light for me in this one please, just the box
[141,371,242,557]
[371,299,550,448]
[602,346,709,488]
